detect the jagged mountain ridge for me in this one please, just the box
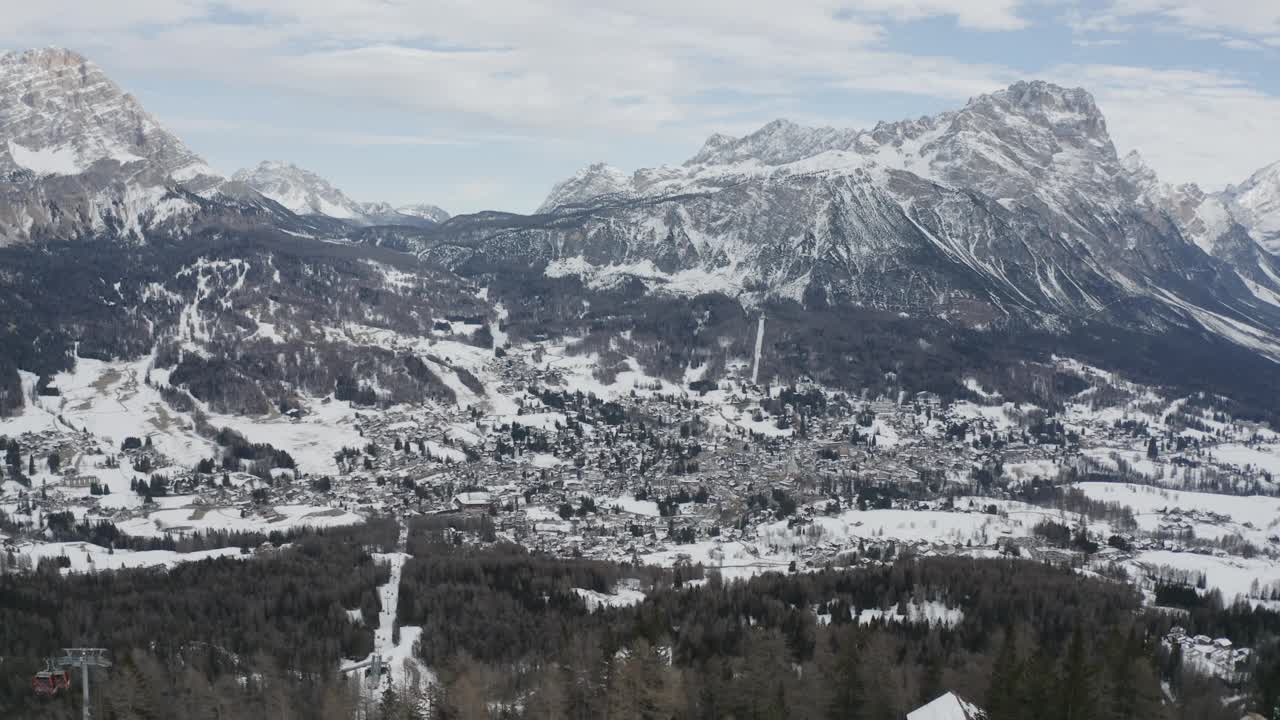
[1123,151,1280,297]
[0,49,351,244]
[0,49,449,244]
[411,81,1280,361]
[0,48,491,420]
[232,161,450,227]
[540,82,1119,216]
[1,48,1279,418]
[536,162,634,214]
[1225,161,1280,253]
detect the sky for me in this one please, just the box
[3,1,1279,215]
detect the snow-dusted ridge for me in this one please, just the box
[507,80,1280,360]
[232,160,450,227]
[0,48,449,244]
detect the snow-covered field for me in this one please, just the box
[1073,483,1280,603]
[575,585,647,611]
[17,540,243,573]
[1075,482,1280,543]
[111,502,362,538]
[758,506,1041,550]
[1212,443,1280,476]
[0,355,368,477]
[1130,550,1280,605]
[605,494,661,517]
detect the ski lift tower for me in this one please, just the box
[53,648,111,720]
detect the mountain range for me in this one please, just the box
[231,161,449,227]
[0,48,448,244]
[1,46,1279,421]
[415,81,1280,358]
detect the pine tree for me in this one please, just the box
[1061,629,1099,720]
[987,630,1023,720]
[525,664,568,720]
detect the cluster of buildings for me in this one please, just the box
[1165,626,1252,682]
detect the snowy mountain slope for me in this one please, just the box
[1124,151,1280,306]
[232,161,364,219]
[0,48,230,244]
[0,49,447,244]
[0,48,215,184]
[233,161,450,227]
[366,201,450,225]
[1223,161,1280,254]
[425,81,1280,360]
[537,162,634,214]
[397,203,450,223]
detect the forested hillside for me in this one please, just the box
[4,522,1275,719]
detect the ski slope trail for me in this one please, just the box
[343,519,430,704]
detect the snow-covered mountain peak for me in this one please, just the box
[1225,160,1280,252]
[232,160,364,219]
[972,80,1105,132]
[0,46,213,183]
[540,80,1126,216]
[232,161,451,226]
[1126,150,1280,258]
[1122,150,1204,205]
[687,132,738,165]
[684,117,855,168]
[536,161,633,213]
[393,203,451,224]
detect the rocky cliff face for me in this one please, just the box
[0,49,449,245]
[0,48,227,244]
[0,48,214,184]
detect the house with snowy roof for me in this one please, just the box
[907,691,987,720]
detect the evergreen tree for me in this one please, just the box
[986,630,1023,720]
[1061,629,1099,720]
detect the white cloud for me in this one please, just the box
[2,0,1278,206]
[163,116,492,147]
[1072,1,1280,48]
[0,0,1026,135]
[1,1,206,35]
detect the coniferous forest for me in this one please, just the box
[2,516,1278,719]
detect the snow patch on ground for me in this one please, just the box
[7,140,81,175]
[574,586,647,611]
[19,541,242,573]
[606,494,661,517]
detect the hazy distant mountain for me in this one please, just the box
[536,162,633,214]
[232,161,449,228]
[231,161,365,219]
[387,202,450,224]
